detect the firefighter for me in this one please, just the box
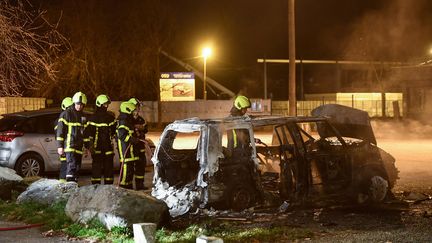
[227,95,252,156]
[56,91,87,182]
[230,95,251,117]
[84,94,116,184]
[55,97,73,182]
[128,97,148,190]
[116,101,141,189]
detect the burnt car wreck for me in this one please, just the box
[151,104,399,217]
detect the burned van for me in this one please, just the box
[152,105,399,217]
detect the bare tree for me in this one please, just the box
[0,1,67,96]
[41,0,173,104]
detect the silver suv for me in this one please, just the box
[0,109,120,177]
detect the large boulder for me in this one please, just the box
[17,179,78,205]
[65,185,169,230]
[0,167,24,200]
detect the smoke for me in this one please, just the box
[372,119,432,139]
[341,0,430,61]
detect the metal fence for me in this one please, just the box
[272,99,403,117]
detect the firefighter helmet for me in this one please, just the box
[61,97,73,110]
[96,94,111,107]
[128,97,140,106]
[120,101,136,114]
[72,91,87,105]
[234,95,251,110]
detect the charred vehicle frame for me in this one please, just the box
[152,105,399,217]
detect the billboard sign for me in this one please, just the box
[160,72,195,101]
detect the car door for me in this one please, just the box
[298,120,351,192]
[275,122,310,200]
[36,114,62,171]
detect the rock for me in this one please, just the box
[0,167,24,200]
[404,192,429,201]
[17,179,78,205]
[65,185,169,230]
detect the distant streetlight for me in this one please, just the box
[202,47,212,100]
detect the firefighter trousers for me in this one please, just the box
[119,157,146,190]
[59,154,67,181]
[91,152,114,184]
[65,152,82,182]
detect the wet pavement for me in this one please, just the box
[0,221,85,243]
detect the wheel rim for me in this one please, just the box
[21,158,41,177]
[369,176,388,202]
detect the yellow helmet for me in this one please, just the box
[96,94,111,107]
[61,97,73,110]
[234,95,251,110]
[72,91,87,105]
[128,98,140,106]
[120,101,136,114]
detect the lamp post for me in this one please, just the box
[202,47,212,100]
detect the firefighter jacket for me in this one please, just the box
[133,115,148,139]
[84,108,116,154]
[56,107,85,154]
[133,115,148,153]
[116,113,140,162]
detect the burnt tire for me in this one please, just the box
[15,153,44,177]
[378,148,399,188]
[227,181,256,211]
[357,169,389,204]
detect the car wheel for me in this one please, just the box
[357,170,389,204]
[227,181,256,211]
[378,148,399,188]
[15,154,44,177]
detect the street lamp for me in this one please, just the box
[202,47,212,100]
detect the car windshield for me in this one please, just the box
[0,116,27,132]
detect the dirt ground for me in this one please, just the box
[2,133,432,242]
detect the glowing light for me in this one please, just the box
[202,47,212,58]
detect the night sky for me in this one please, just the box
[26,0,432,99]
[170,0,432,61]
[165,0,432,93]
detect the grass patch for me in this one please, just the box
[0,200,72,230]
[0,200,312,242]
[64,219,133,242]
[0,199,133,242]
[156,223,314,243]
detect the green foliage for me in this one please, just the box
[156,224,314,243]
[65,219,108,240]
[0,200,72,231]
[65,221,134,242]
[0,200,134,242]
[0,200,313,242]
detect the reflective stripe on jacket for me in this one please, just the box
[84,109,116,153]
[116,113,139,162]
[56,107,85,153]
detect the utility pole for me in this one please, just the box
[264,58,267,99]
[203,57,207,100]
[288,0,297,116]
